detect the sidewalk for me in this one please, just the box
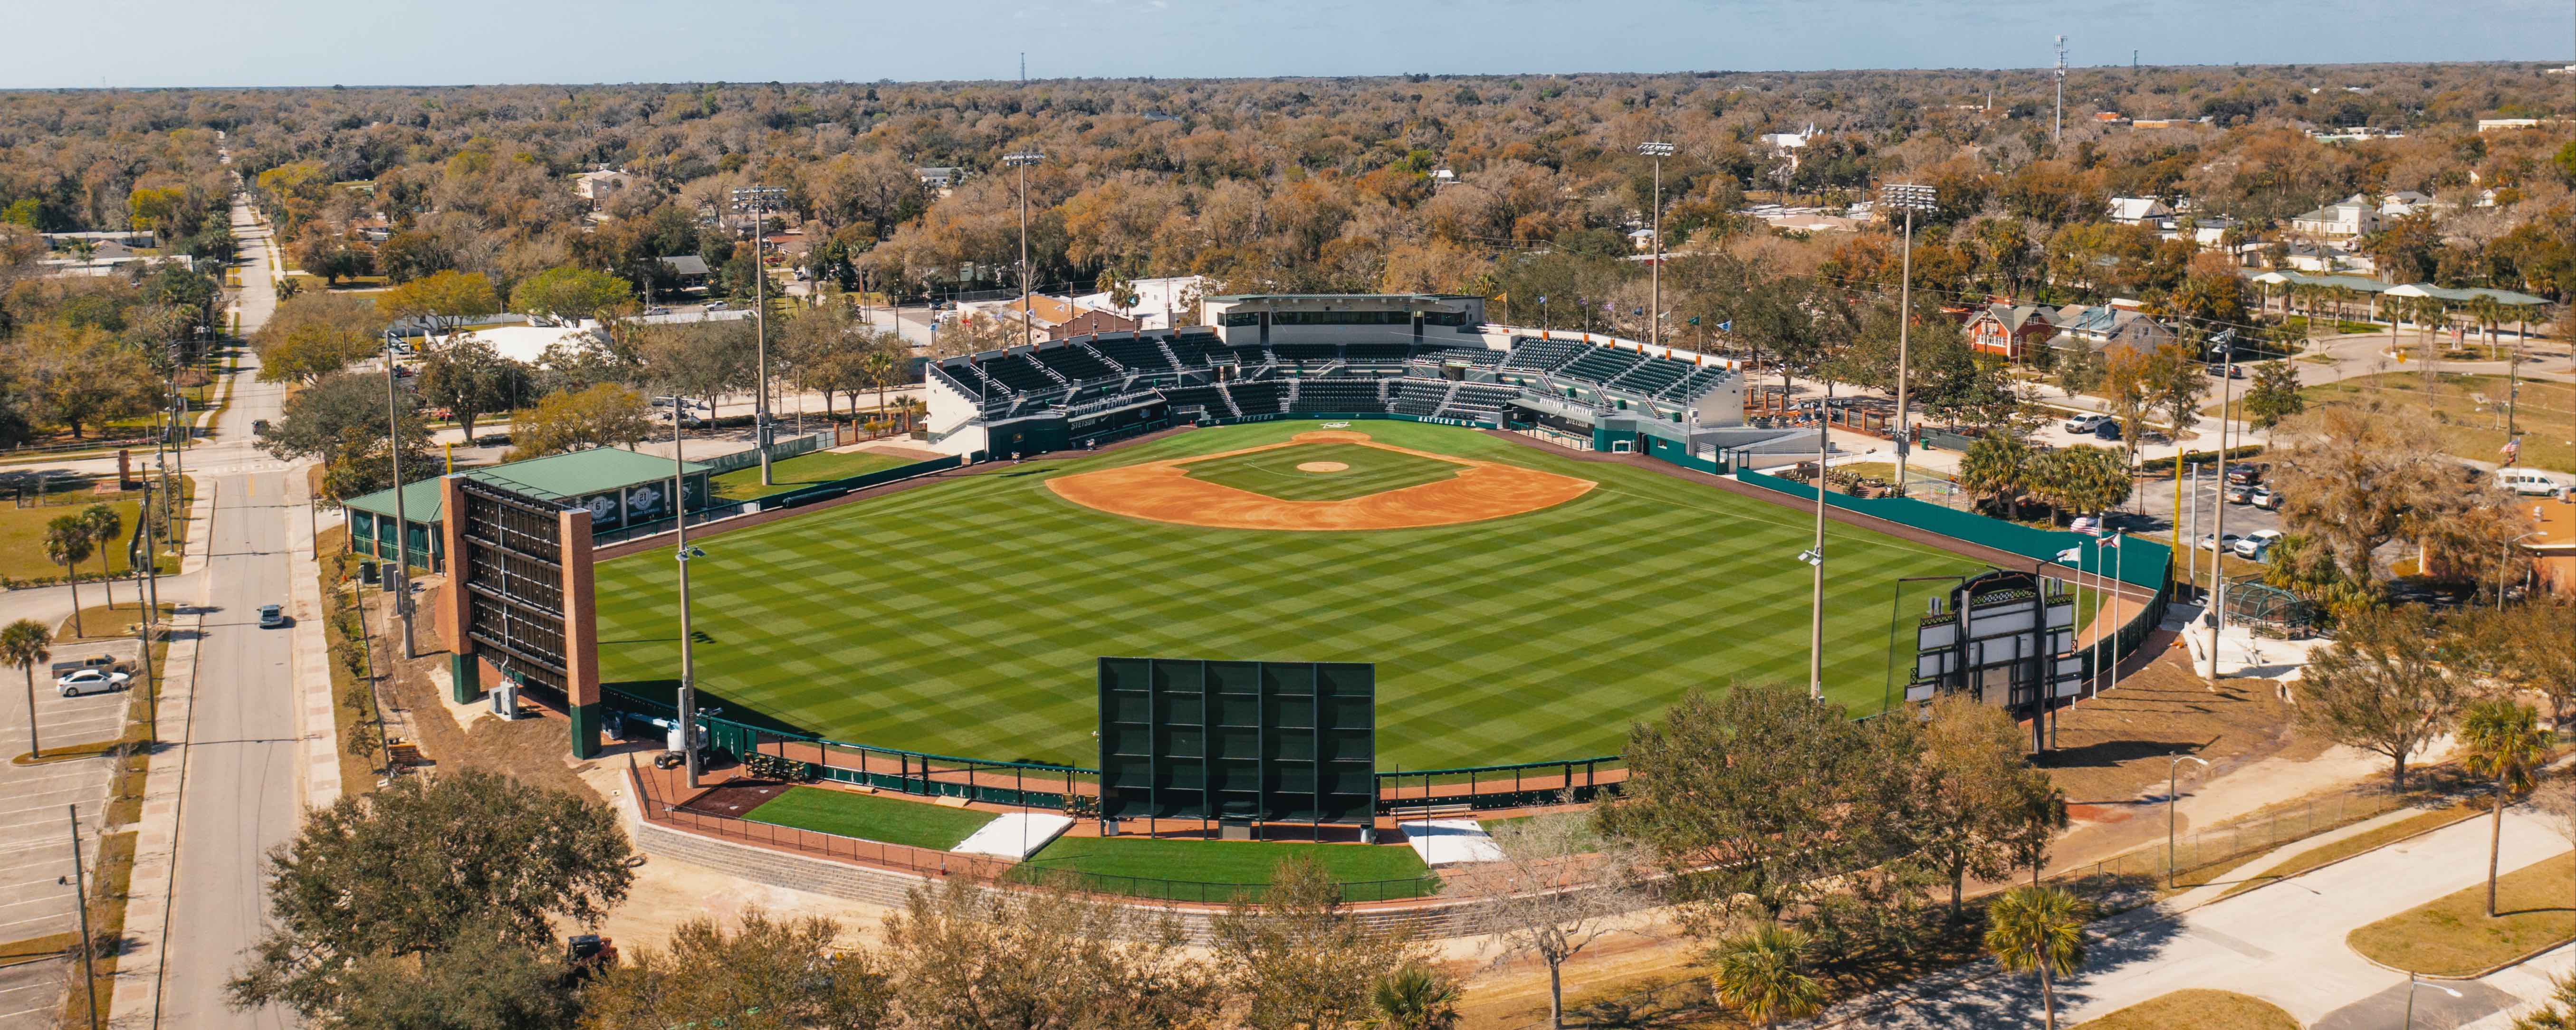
[1809,809,2575,1028]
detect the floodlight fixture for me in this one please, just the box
[1636,141,1675,157]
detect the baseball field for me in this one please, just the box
[592,420,1992,771]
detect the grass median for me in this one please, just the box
[1010,836,1436,902]
[2073,989,2298,1030]
[2346,851,2576,977]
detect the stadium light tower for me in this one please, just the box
[1003,152,1047,345]
[2053,35,2068,146]
[1638,142,1675,347]
[381,329,417,658]
[1803,383,1833,702]
[731,185,789,487]
[670,404,707,787]
[1881,183,1938,495]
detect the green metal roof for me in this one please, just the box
[341,447,710,523]
[1202,293,1480,302]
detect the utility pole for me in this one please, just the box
[1003,152,1046,346]
[382,331,416,658]
[2054,35,2068,147]
[69,805,97,1029]
[1883,183,1937,494]
[731,185,788,486]
[671,403,704,788]
[1638,142,1673,349]
[1801,384,1832,702]
[2205,348,2236,683]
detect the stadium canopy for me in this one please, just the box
[342,447,713,572]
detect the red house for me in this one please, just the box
[1963,303,2057,362]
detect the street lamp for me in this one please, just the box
[2165,754,2209,887]
[2404,973,2462,1028]
[1003,152,1046,347]
[1805,383,1834,702]
[1638,142,1674,348]
[1880,183,1937,494]
[731,185,788,487]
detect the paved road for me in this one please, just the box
[1831,809,2575,1028]
[154,198,299,1030]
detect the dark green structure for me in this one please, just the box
[344,447,710,572]
[1098,657,1377,836]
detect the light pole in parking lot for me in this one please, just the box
[1638,142,1674,347]
[1004,152,1046,347]
[1881,183,1937,494]
[731,185,788,487]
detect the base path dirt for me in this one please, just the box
[1046,430,1596,531]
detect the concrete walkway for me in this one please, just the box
[1817,809,2574,1028]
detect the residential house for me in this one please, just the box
[657,255,712,289]
[2106,197,2174,225]
[1048,308,1142,341]
[1071,274,1213,331]
[573,168,637,210]
[915,166,966,191]
[2478,118,2547,133]
[1962,303,2058,362]
[2524,498,2576,598]
[2048,304,2176,356]
[2289,194,2381,241]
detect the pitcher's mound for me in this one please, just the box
[1295,461,1350,473]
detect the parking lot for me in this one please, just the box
[0,639,138,1023]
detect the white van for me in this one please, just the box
[2495,467,2576,497]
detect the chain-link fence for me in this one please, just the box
[2048,784,2420,916]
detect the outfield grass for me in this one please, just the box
[711,449,917,501]
[593,420,1988,769]
[742,786,996,850]
[1183,442,1462,501]
[1012,836,1434,900]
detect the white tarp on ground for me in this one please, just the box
[1402,819,1503,867]
[952,812,1076,860]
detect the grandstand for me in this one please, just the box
[919,295,1773,463]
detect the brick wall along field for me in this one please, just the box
[590,420,1985,770]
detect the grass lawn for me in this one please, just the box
[1012,836,1434,901]
[2073,989,2298,1030]
[711,449,918,501]
[2346,850,2575,976]
[594,421,1988,769]
[743,786,996,850]
[2213,803,2477,901]
[1182,442,1463,501]
[0,496,155,583]
[2295,372,2576,473]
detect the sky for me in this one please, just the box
[10,0,2573,90]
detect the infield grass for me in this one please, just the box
[594,420,1990,770]
[1183,442,1462,501]
[742,786,996,850]
[1012,836,1435,899]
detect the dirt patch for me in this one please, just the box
[1047,430,1596,531]
[1294,460,1350,473]
[676,779,789,818]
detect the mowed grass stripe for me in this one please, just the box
[594,421,1985,769]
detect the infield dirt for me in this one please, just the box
[1045,429,1596,531]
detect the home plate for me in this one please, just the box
[952,812,1077,859]
[1402,819,1503,866]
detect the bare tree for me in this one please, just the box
[1466,806,1656,1029]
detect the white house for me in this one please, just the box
[572,168,637,210]
[2289,194,2381,241]
[2106,197,2174,225]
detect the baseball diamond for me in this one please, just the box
[590,420,1995,771]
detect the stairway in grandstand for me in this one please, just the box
[1076,339,1124,373]
[1216,382,1245,417]
[1438,382,1521,422]
[960,360,1011,397]
[1157,338,1187,370]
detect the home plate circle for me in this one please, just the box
[1296,461,1350,473]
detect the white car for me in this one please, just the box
[2062,413,2113,434]
[2234,529,2285,560]
[2198,532,2243,553]
[56,668,130,697]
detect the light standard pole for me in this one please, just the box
[731,186,789,487]
[2205,346,2238,682]
[1881,183,1938,494]
[1638,142,1673,348]
[2164,754,2208,887]
[1800,384,1833,702]
[670,402,706,788]
[381,330,416,658]
[1003,152,1046,346]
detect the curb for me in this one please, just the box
[105,477,213,1030]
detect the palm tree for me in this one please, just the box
[43,516,93,639]
[858,344,899,425]
[0,620,50,759]
[2513,973,2576,1029]
[1371,965,1463,1030]
[1956,432,2031,516]
[2468,295,2506,359]
[2460,699,2551,918]
[1985,887,2090,1029]
[79,504,122,611]
[1709,924,1828,1027]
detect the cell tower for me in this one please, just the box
[2053,35,2068,146]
